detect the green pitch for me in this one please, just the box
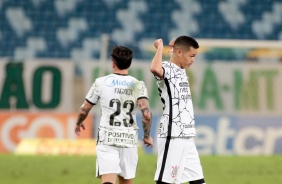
[0,154,282,184]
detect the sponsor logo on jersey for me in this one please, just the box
[179,82,188,87]
[106,132,136,145]
[105,76,136,87]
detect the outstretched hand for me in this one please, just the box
[75,123,85,136]
[143,136,153,148]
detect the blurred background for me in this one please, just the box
[1,0,282,157]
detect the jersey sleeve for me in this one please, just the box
[85,79,101,105]
[162,61,172,79]
[154,61,171,80]
[137,81,148,100]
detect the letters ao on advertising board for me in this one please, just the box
[0,60,74,112]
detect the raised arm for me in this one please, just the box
[75,100,94,136]
[150,39,164,79]
[137,98,153,147]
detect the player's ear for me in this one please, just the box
[176,49,182,57]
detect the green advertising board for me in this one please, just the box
[82,61,282,115]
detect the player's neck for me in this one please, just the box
[170,57,181,68]
[113,68,128,75]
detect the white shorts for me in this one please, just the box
[96,144,138,179]
[154,137,204,184]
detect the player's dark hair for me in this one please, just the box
[174,35,199,51]
[111,46,133,70]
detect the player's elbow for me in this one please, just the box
[150,65,158,73]
[79,110,87,117]
[150,67,162,77]
[79,107,89,117]
[150,67,157,74]
[142,111,152,121]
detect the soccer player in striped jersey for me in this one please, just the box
[150,36,206,184]
[75,46,153,184]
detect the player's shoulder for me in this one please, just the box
[136,80,146,88]
[125,75,147,89]
[162,60,170,65]
[91,74,114,86]
[162,61,174,68]
[124,75,141,83]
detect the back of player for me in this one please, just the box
[85,73,148,147]
[75,46,153,184]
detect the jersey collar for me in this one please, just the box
[113,73,128,76]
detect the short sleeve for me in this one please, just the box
[137,81,148,99]
[162,61,171,79]
[85,80,100,105]
[154,61,171,80]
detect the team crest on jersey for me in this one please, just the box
[171,165,179,178]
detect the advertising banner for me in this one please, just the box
[81,61,282,115]
[195,115,282,155]
[0,112,93,153]
[136,114,282,155]
[82,61,282,155]
[15,138,96,155]
[0,60,74,112]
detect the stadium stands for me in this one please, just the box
[0,0,281,60]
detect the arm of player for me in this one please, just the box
[150,39,164,79]
[75,100,94,136]
[137,98,153,147]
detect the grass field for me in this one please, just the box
[0,154,282,184]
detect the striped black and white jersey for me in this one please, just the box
[156,61,196,138]
[85,73,148,130]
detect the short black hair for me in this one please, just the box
[174,35,199,51]
[111,46,133,70]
